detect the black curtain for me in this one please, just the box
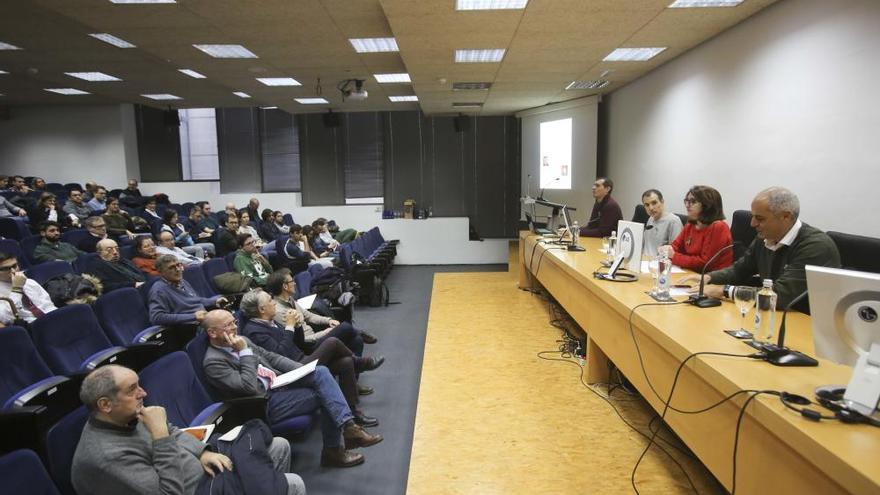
[135,105,182,182]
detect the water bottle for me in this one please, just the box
[607,230,618,262]
[754,279,778,342]
[657,252,672,299]
[571,221,580,247]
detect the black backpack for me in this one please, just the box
[43,272,102,307]
[311,267,359,303]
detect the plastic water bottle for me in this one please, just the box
[571,221,580,247]
[657,252,672,299]
[754,279,778,342]
[607,230,617,262]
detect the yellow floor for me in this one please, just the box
[407,271,721,494]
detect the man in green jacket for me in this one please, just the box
[33,221,83,264]
[684,187,840,309]
[233,233,273,287]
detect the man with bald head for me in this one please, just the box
[684,187,840,309]
[89,238,146,293]
[71,364,305,495]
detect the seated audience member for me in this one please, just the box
[325,219,357,244]
[103,197,146,241]
[0,251,57,326]
[0,195,27,219]
[302,225,335,266]
[214,215,239,257]
[118,178,144,208]
[62,189,91,225]
[218,202,238,226]
[240,290,382,425]
[259,209,281,242]
[89,239,146,292]
[156,231,203,267]
[311,218,340,253]
[268,269,377,353]
[579,177,623,238]
[33,221,83,264]
[659,185,733,272]
[234,234,272,286]
[0,175,9,190]
[241,198,260,223]
[78,216,109,253]
[82,181,98,202]
[238,211,265,247]
[86,186,107,212]
[71,365,305,495]
[196,201,219,231]
[28,192,69,232]
[641,189,683,257]
[682,187,841,309]
[201,309,382,467]
[131,236,161,276]
[273,225,311,269]
[8,175,32,194]
[185,206,214,244]
[273,211,291,236]
[161,210,214,259]
[142,198,161,220]
[30,177,47,192]
[148,254,226,326]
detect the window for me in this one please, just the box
[260,109,301,192]
[344,112,384,203]
[179,108,220,180]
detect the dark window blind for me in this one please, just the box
[344,112,384,200]
[260,109,301,192]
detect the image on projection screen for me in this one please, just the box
[539,118,572,190]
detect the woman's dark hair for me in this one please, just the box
[106,197,119,207]
[238,211,250,221]
[38,192,56,207]
[302,224,315,241]
[162,209,177,224]
[237,233,253,248]
[686,185,725,225]
[265,268,292,296]
[134,235,155,257]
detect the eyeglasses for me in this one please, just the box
[284,279,294,285]
[163,263,184,271]
[0,263,19,272]
[683,197,699,206]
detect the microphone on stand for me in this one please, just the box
[688,243,738,308]
[756,289,818,367]
[538,177,560,201]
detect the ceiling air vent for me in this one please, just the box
[453,82,492,90]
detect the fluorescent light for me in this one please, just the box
[349,38,399,53]
[455,49,505,63]
[233,91,251,98]
[89,33,136,48]
[603,47,666,62]
[0,41,22,50]
[193,44,257,59]
[374,73,411,83]
[669,0,743,7]
[178,69,206,79]
[45,88,90,95]
[109,0,176,3]
[65,72,121,82]
[141,93,182,100]
[0,70,8,75]
[456,0,528,10]
[453,102,483,108]
[260,106,278,110]
[257,77,301,86]
[453,82,492,90]
[389,96,418,102]
[565,80,610,90]
[295,98,329,104]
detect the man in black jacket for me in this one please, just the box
[90,239,146,292]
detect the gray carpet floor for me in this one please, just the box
[290,264,507,495]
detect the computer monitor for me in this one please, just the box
[616,220,644,273]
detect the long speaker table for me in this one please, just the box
[518,232,879,494]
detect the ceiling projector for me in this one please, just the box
[339,79,368,101]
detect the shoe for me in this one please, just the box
[359,355,385,373]
[358,384,374,396]
[360,331,378,344]
[353,410,379,427]
[344,422,383,449]
[320,447,365,468]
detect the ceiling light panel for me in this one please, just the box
[452,82,492,90]
[45,88,90,95]
[193,44,257,59]
[233,91,251,98]
[0,41,22,50]
[349,38,399,53]
[65,72,121,82]
[668,0,743,7]
[295,98,329,104]
[565,80,610,90]
[89,33,136,48]
[389,96,418,102]
[456,0,528,10]
[141,93,181,100]
[455,49,505,63]
[453,102,483,108]
[178,69,206,79]
[374,73,411,83]
[603,47,666,61]
[0,70,9,75]
[257,77,301,86]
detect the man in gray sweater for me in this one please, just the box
[71,364,305,495]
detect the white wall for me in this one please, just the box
[604,0,880,237]
[0,104,135,187]
[517,97,599,226]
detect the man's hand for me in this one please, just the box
[328,319,340,328]
[194,310,208,322]
[17,209,26,217]
[10,270,27,290]
[702,284,725,299]
[138,406,169,440]
[283,309,297,327]
[658,245,675,258]
[214,297,229,308]
[199,451,232,477]
[677,274,709,287]
[224,332,247,352]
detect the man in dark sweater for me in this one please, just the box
[148,254,227,326]
[70,365,305,495]
[90,238,146,292]
[687,187,841,309]
[579,177,623,237]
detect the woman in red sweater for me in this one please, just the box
[659,185,733,272]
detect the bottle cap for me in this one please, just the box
[762,279,773,287]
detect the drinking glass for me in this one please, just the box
[601,237,610,254]
[733,286,757,332]
[647,256,660,296]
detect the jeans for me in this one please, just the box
[267,365,352,448]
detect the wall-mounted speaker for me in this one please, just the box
[453,115,470,133]
[162,109,180,128]
[323,112,341,128]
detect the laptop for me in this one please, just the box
[525,212,551,235]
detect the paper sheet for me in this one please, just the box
[640,260,685,274]
[181,423,215,443]
[270,360,318,389]
[218,425,242,442]
[296,294,317,310]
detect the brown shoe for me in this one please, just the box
[344,422,384,449]
[361,331,378,344]
[320,447,365,468]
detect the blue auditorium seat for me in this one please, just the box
[0,238,29,269]
[92,287,164,346]
[45,406,88,495]
[30,304,130,375]
[0,449,62,495]
[0,218,30,241]
[26,260,74,285]
[183,264,216,298]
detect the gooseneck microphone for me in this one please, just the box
[688,243,737,308]
[756,289,818,367]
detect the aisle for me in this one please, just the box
[407,271,722,494]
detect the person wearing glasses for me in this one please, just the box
[62,189,91,226]
[77,216,110,253]
[90,239,146,293]
[233,234,273,287]
[659,185,733,272]
[148,254,227,326]
[579,177,623,238]
[0,251,57,326]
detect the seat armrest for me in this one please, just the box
[6,376,82,425]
